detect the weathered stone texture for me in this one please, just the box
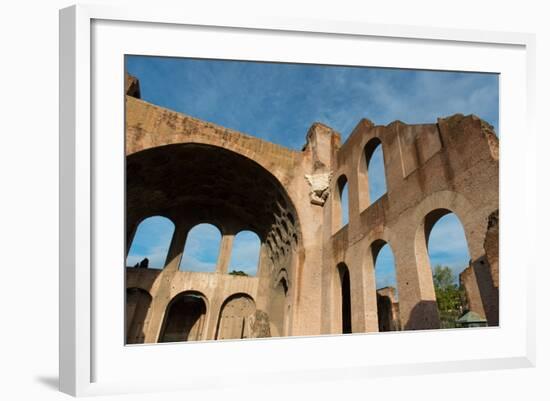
[376,287,400,331]
[251,310,272,338]
[460,265,485,318]
[485,210,499,287]
[125,73,140,98]
[125,74,499,343]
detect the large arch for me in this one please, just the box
[405,190,499,327]
[424,210,470,328]
[413,208,471,329]
[411,190,486,260]
[158,291,209,342]
[215,293,256,340]
[126,143,302,279]
[126,96,297,186]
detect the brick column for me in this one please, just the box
[163,223,190,271]
[125,216,141,259]
[143,295,170,343]
[392,222,440,330]
[205,298,223,340]
[216,234,234,274]
[361,246,380,332]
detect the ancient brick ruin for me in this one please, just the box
[125,74,499,343]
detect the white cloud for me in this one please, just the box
[179,254,217,273]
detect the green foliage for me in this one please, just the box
[432,265,466,328]
[229,270,249,277]
[433,265,454,290]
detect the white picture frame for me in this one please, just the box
[59,4,536,397]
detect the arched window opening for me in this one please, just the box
[179,223,222,272]
[229,231,261,276]
[337,263,352,334]
[126,288,152,344]
[335,175,349,231]
[371,240,400,332]
[365,140,388,203]
[425,210,470,329]
[215,294,256,340]
[126,216,175,269]
[159,292,208,342]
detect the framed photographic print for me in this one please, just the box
[59,4,536,397]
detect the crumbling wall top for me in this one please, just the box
[125,73,141,98]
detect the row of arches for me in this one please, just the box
[336,209,470,333]
[126,290,260,344]
[126,218,261,276]
[335,138,388,230]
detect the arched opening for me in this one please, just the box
[215,293,256,340]
[364,139,387,204]
[127,143,302,338]
[422,209,470,329]
[126,288,152,344]
[337,263,352,334]
[127,143,300,257]
[371,240,400,332]
[126,216,175,269]
[229,230,261,276]
[333,175,349,232]
[159,291,208,342]
[270,276,288,337]
[179,223,222,272]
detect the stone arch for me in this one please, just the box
[416,209,468,254]
[127,143,302,283]
[411,190,487,261]
[415,208,471,327]
[411,195,475,328]
[229,230,261,276]
[274,268,290,287]
[126,215,175,269]
[215,293,256,340]
[179,223,223,272]
[126,287,152,344]
[125,99,296,186]
[359,137,388,209]
[158,291,209,342]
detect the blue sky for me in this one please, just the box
[126,217,174,268]
[127,221,261,275]
[126,55,497,285]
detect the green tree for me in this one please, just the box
[433,265,454,290]
[229,270,249,277]
[432,265,465,328]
